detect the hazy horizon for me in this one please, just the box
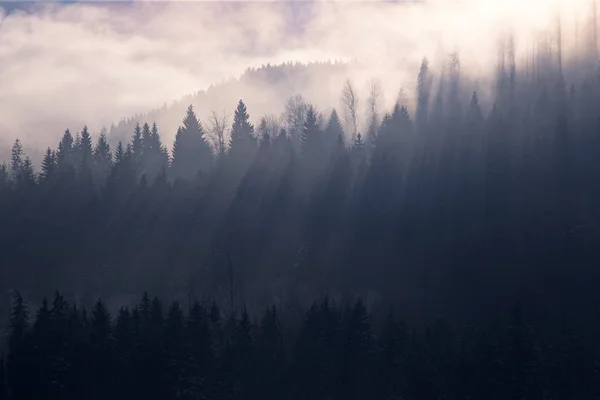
[0,0,595,148]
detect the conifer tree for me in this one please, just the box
[139,122,169,182]
[171,105,213,181]
[114,307,134,398]
[131,123,143,160]
[8,291,29,350]
[257,306,286,400]
[79,125,93,165]
[152,122,170,167]
[94,130,113,186]
[10,139,23,176]
[301,105,321,156]
[165,301,187,397]
[416,57,432,131]
[56,129,75,169]
[90,299,113,398]
[16,157,36,190]
[228,99,256,161]
[324,109,345,155]
[40,147,57,184]
[0,163,10,192]
[114,141,125,163]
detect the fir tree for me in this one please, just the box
[94,129,113,185]
[171,105,213,181]
[228,99,256,161]
[300,105,321,156]
[114,141,125,163]
[79,125,93,165]
[16,157,36,190]
[40,147,57,183]
[416,57,432,131]
[324,108,345,155]
[56,129,74,169]
[131,123,143,160]
[10,139,23,175]
[8,291,29,350]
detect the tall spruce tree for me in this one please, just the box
[94,130,113,186]
[10,139,23,176]
[170,105,213,181]
[40,147,57,184]
[228,99,256,164]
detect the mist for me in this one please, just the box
[0,0,593,149]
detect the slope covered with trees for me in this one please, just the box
[1,26,600,326]
[107,61,352,149]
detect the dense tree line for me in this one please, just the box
[1,40,600,322]
[1,290,600,400]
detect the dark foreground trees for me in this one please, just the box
[2,290,600,400]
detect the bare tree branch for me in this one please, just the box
[284,94,308,138]
[258,113,281,141]
[366,78,382,140]
[341,79,359,141]
[206,110,230,156]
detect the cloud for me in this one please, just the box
[0,0,592,148]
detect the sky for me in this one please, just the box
[0,0,593,147]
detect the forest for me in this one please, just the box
[1,14,600,397]
[1,290,597,400]
[1,48,598,318]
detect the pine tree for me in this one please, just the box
[114,141,125,163]
[114,307,134,398]
[40,147,57,183]
[115,307,132,350]
[0,163,10,192]
[141,122,153,154]
[8,291,29,350]
[7,292,33,400]
[10,139,23,175]
[324,109,344,155]
[228,308,256,399]
[228,99,256,161]
[378,311,409,399]
[56,129,74,169]
[90,299,113,398]
[416,57,432,131]
[339,299,374,400]
[90,299,111,345]
[16,157,36,190]
[94,130,113,186]
[187,300,213,378]
[171,105,213,181]
[257,306,286,400]
[152,122,170,167]
[131,123,143,160]
[165,301,187,397]
[139,122,169,182]
[79,125,93,165]
[300,105,321,156]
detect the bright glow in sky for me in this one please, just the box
[0,0,594,146]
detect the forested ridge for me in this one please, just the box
[1,39,600,322]
[3,10,600,397]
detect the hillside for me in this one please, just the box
[107,61,367,149]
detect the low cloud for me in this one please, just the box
[0,0,591,148]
